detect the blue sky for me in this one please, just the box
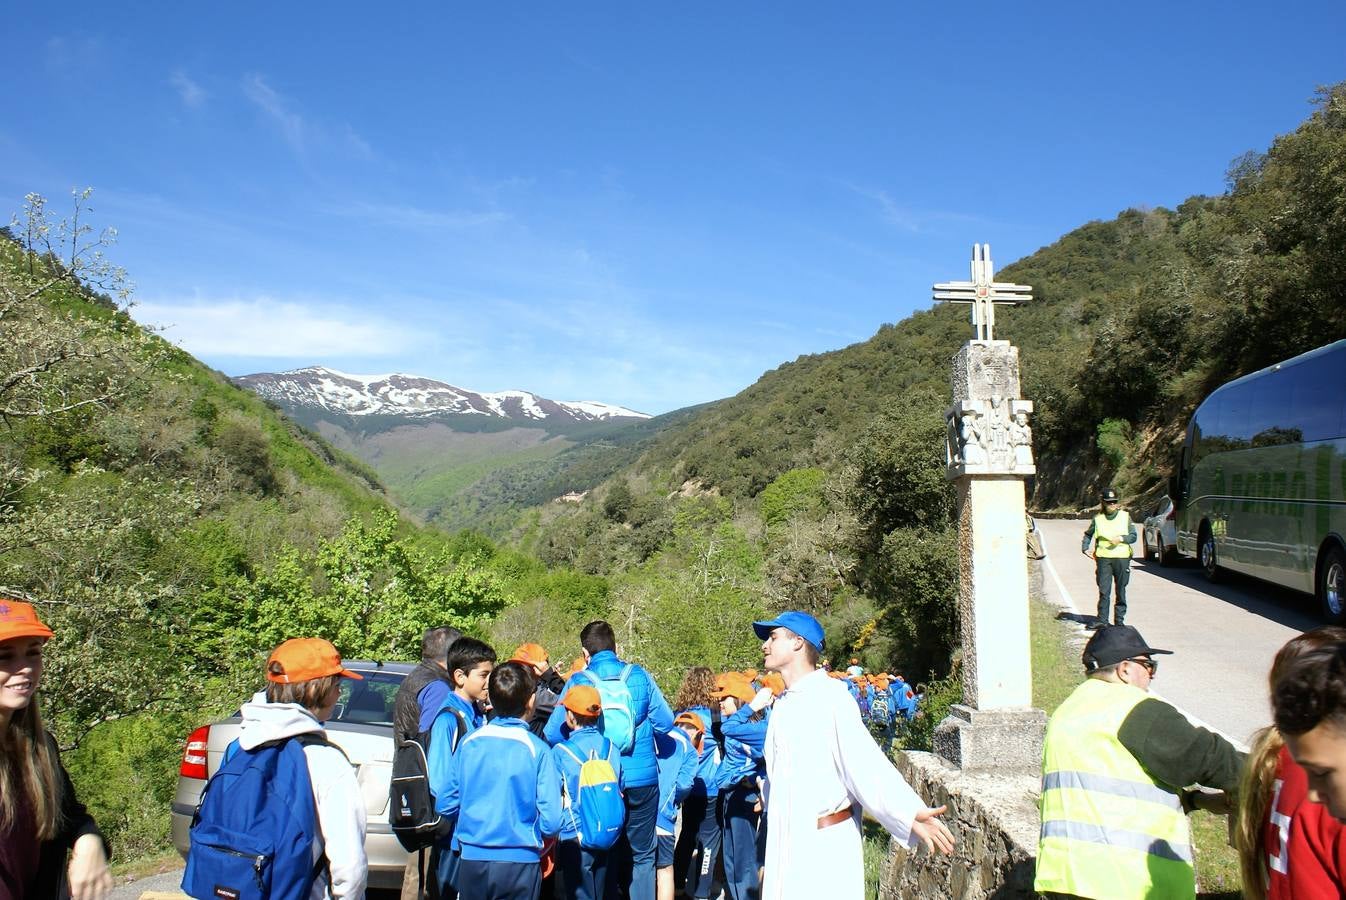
[5,4,1344,415]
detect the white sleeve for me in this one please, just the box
[308,744,369,900]
[830,695,925,847]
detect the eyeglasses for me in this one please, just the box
[1126,657,1157,675]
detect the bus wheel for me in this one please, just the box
[1319,546,1346,624]
[1199,525,1222,583]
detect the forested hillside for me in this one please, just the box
[1,196,528,859]
[585,84,1346,512]
[501,83,1346,706]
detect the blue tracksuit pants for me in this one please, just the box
[720,782,761,900]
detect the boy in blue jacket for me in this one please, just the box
[441,661,563,900]
[655,713,702,900]
[544,620,675,900]
[713,674,768,900]
[552,685,623,900]
[429,637,496,899]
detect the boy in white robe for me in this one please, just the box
[750,612,954,900]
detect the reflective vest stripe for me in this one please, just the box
[1042,770,1183,809]
[1040,819,1194,864]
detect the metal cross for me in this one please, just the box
[932,244,1033,342]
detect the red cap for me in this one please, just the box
[266,638,363,684]
[563,685,602,716]
[0,599,54,642]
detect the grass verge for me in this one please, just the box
[1029,588,1242,898]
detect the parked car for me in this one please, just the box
[172,660,414,889]
[1142,495,1178,566]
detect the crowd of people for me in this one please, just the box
[12,583,1346,900]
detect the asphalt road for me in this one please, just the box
[1036,517,1325,748]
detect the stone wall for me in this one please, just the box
[879,751,1040,899]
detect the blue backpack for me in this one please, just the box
[183,733,333,900]
[869,690,892,726]
[557,738,625,850]
[575,665,637,753]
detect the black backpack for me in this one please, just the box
[389,705,469,852]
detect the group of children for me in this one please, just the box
[418,636,784,900]
[833,660,920,739]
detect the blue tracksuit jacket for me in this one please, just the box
[654,728,698,833]
[678,706,721,798]
[544,651,675,788]
[429,691,484,808]
[716,706,767,790]
[551,726,623,843]
[441,717,564,862]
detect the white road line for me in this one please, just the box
[1043,550,1080,614]
[1040,549,1250,753]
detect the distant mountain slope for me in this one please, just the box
[236,366,690,533]
[236,366,649,423]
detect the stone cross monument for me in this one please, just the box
[931,244,1046,771]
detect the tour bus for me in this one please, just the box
[1175,340,1346,622]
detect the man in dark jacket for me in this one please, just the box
[392,626,460,900]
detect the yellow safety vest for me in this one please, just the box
[1035,678,1194,899]
[1092,511,1133,559]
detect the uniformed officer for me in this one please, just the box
[1082,487,1136,628]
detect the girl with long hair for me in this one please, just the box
[0,595,111,900]
[672,667,721,899]
[1237,626,1346,898]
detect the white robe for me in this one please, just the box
[762,669,925,900]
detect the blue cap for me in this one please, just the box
[753,611,825,653]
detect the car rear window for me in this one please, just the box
[332,670,405,725]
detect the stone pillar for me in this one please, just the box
[932,339,1045,772]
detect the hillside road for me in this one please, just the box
[1035,517,1324,748]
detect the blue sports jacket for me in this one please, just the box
[654,728,698,832]
[678,706,721,798]
[716,706,767,790]
[544,651,675,788]
[428,692,483,807]
[551,726,623,842]
[440,717,564,862]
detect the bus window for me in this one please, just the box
[1290,352,1346,443]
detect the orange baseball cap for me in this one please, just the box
[674,711,705,750]
[762,672,785,697]
[674,711,706,733]
[710,673,755,704]
[562,657,586,680]
[510,643,548,666]
[266,638,363,684]
[0,599,53,642]
[563,685,602,716]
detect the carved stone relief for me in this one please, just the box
[946,398,1035,477]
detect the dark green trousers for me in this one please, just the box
[1095,555,1131,624]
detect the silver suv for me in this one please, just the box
[171,660,414,889]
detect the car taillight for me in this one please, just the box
[180,725,210,780]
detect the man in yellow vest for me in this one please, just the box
[1035,625,1244,899]
[1082,487,1137,629]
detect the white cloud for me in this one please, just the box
[133,296,422,358]
[242,74,373,161]
[243,74,307,154]
[331,201,508,231]
[169,70,207,108]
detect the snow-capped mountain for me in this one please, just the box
[234,367,650,423]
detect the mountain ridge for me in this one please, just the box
[235,365,650,424]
